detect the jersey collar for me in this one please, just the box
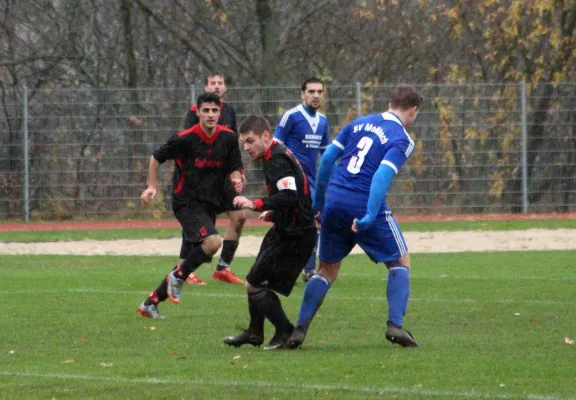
[191,124,224,145]
[382,111,404,127]
[264,140,279,161]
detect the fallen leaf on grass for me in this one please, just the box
[150,326,156,331]
[62,359,76,364]
[233,355,241,360]
[100,363,113,367]
[564,337,574,345]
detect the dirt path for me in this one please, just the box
[1,229,575,256]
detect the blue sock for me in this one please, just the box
[304,230,319,273]
[296,274,330,329]
[386,266,410,327]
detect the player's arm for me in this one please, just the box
[183,105,199,129]
[318,122,331,156]
[313,141,343,212]
[229,107,238,134]
[141,135,185,204]
[227,135,245,193]
[273,112,293,144]
[234,157,297,211]
[353,146,408,232]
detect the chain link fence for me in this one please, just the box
[1,83,575,221]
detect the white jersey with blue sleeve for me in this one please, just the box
[327,111,414,211]
[274,104,330,188]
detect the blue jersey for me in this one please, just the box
[274,104,330,187]
[327,111,414,211]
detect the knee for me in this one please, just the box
[316,261,340,285]
[202,234,222,256]
[385,253,411,269]
[229,210,246,228]
[245,281,260,294]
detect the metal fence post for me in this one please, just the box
[520,80,528,214]
[356,82,362,117]
[23,85,30,222]
[190,85,196,106]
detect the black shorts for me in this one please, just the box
[213,178,239,215]
[246,227,317,297]
[174,203,218,258]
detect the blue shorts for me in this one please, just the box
[319,202,408,264]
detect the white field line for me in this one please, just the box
[0,371,572,400]
[0,288,574,306]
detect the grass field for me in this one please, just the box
[1,251,575,399]
[2,218,576,242]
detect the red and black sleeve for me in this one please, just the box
[252,154,297,211]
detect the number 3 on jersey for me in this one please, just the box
[347,136,374,174]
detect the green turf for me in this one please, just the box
[2,218,576,242]
[1,251,575,399]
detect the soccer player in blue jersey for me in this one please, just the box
[274,77,330,282]
[286,84,423,348]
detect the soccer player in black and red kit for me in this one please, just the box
[223,115,317,349]
[138,92,244,319]
[181,72,245,285]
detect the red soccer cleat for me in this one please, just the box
[213,268,244,284]
[185,272,207,285]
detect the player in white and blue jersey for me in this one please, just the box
[286,84,423,349]
[274,77,330,281]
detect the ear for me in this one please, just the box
[262,130,272,141]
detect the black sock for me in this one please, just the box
[252,290,293,333]
[247,293,265,336]
[217,240,239,270]
[179,245,211,279]
[144,265,177,305]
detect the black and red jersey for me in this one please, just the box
[184,101,237,133]
[252,141,314,236]
[154,124,243,210]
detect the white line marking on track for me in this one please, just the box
[0,371,572,400]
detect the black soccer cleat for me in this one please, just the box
[264,325,294,350]
[223,330,264,348]
[385,322,418,347]
[285,326,307,349]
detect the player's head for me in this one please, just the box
[300,77,324,111]
[205,71,227,98]
[196,92,221,131]
[388,84,423,128]
[238,115,274,160]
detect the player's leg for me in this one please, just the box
[286,206,355,349]
[166,205,222,304]
[302,178,318,282]
[213,182,245,284]
[225,228,316,349]
[384,253,417,347]
[181,231,206,285]
[302,228,319,282]
[356,212,417,347]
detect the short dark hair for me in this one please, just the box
[239,115,272,136]
[301,77,323,92]
[196,92,221,109]
[390,84,423,110]
[206,71,225,84]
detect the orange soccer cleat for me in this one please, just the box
[185,272,207,285]
[213,268,244,284]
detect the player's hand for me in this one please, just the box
[351,218,359,233]
[233,196,254,210]
[314,211,322,228]
[352,216,373,233]
[140,187,157,205]
[259,211,273,222]
[231,178,243,193]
